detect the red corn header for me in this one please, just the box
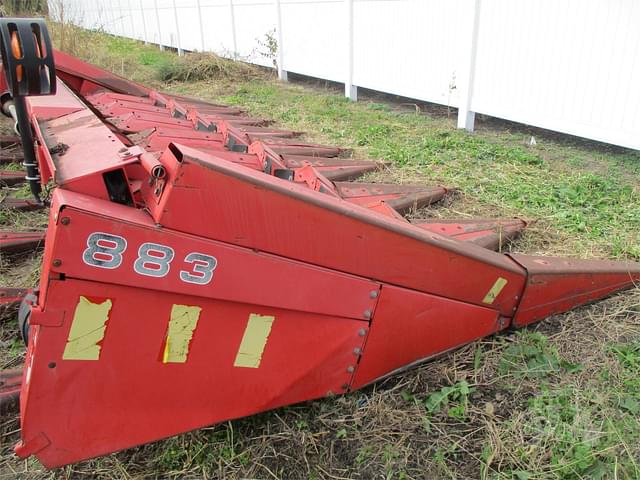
[0,19,637,468]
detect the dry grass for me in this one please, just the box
[157,52,265,83]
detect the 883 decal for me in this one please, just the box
[82,232,218,285]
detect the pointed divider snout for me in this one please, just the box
[416,218,529,251]
[0,197,44,211]
[334,182,450,214]
[508,254,640,327]
[1,230,46,254]
[0,170,25,186]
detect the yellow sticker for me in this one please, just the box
[482,277,508,304]
[63,296,112,361]
[162,304,202,363]
[233,314,275,368]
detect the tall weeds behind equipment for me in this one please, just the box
[0,18,638,468]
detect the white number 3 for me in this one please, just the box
[180,252,217,285]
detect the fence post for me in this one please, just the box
[154,0,164,50]
[140,0,149,44]
[275,0,287,80]
[457,0,482,131]
[345,0,356,100]
[229,0,238,58]
[196,0,206,52]
[172,0,183,55]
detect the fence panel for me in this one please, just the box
[46,0,640,150]
[233,0,277,66]
[198,1,236,55]
[280,0,345,83]
[471,0,640,149]
[353,0,466,107]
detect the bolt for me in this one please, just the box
[353,347,362,355]
[52,259,62,267]
[341,384,349,390]
[347,366,355,373]
[363,309,372,319]
[358,328,367,337]
[60,217,70,225]
[369,290,378,299]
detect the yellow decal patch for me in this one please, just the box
[483,277,508,304]
[162,304,202,363]
[234,314,275,368]
[63,296,112,361]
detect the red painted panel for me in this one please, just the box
[48,190,379,320]
[26,80,84,120]
[39,109,130,184]
[19,278,367,467]
[352,285,504,389]
[155,145,527,315]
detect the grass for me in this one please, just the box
[1,24,639,479]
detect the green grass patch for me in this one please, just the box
[483,336,640,479]
[213,82,640,259]
[499,332,582,379]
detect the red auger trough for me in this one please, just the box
[0,19,638,468]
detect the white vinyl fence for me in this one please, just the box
[49,0,640,150]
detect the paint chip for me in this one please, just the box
[63,296,112,361]
[234,314,275,368]
[163,304,202,363]
[483,277,508,304]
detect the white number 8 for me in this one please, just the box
[82,232,127,269]
[134,242,175,278]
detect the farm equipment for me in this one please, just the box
[0,18,638,468]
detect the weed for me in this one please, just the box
[355,445,374,465]
[295,419,308,430]
[611,342,640,415]
[520,387,616,479]
[499,332,582,379]
[256,28,278,69]
[407,380,475,421]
